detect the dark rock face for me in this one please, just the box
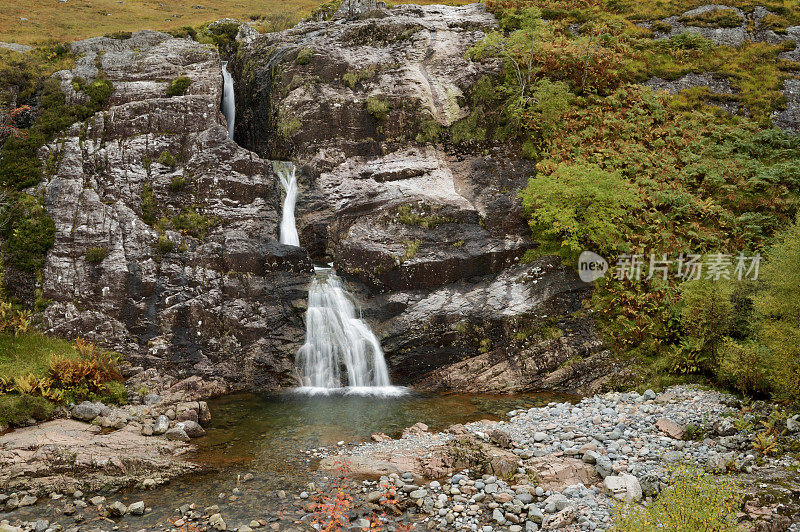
[37,31,311,390]
[231,3,611,391]
[37,5,613,393]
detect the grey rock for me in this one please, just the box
[595,455,613,478]
[71,402,101,422]
[787,414,800,432]
[165,427,190,442]
[152,415,170,436]
[603,474,642,503]
[108,500,128,516]
[128,501,145,515]
[177,420,206,438]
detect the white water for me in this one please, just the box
[274,162,300,247]
[295,267,404,396]
[221,62,236,140]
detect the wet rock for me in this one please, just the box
[89,496,106,506]
[108,500,128,516]
[178,420,206,438]
[18,495,36,507]
[128,501,145,515]
[37,31,311,392]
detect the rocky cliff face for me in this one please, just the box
[36,5,608,393]
[231,2,606,389]
[37,31,311,390]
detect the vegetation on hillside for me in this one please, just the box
[613,466,743,531]
[0,305,125,427]
[466,1,800,401]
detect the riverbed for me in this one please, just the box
[3,390,576,529]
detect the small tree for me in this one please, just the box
[520,163,641,256]
[755,213,800,401]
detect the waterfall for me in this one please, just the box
[221,61,236,140]
[274,162,300,247]
[296,267,403,396]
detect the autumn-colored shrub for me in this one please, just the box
[46,338,124,403]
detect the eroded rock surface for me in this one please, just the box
[37,31,311,390]
[0,419,195,495]
[232,3,607,389]
[35,4,611,393]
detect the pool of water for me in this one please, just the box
[7,390,577,528]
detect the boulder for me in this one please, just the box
[108,500,128,517]
[655,418,685,440]
[530,457,598,492]
[152,415,170,436]
[72,402,101,422]
[178,420,206,438]
[603,473,643,503]
[165,427,190,442]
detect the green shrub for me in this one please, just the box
[156,234,174,254]
[717,339,770,396]
[161,208,218,239]
[169,26,198,40]
[520,163,641,256]
[198,22,240,55]
[401,239,420,263]
[0,194,56,273]
[156,150,178,168]
[0,76,110,191]
[140,183,157,225]
[296,47,314,65]
[169,175,187,191]
[83,78,114,105]
[366,97,391,120]
[166,76,192,97]
[85,246,109,264]
[342,71,357,89]
[754,214,800,402]
[0,394,54,427]
[670,277,733,375]
[416,116,442,143]
[276,108,302,139]
[613,467,742,531]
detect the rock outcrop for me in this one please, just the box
[231,3,607,389]
[35,4,611,392]
[642,4,800,130]
[37,31,311,390]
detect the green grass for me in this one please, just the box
[0,331,78,381]
[0,0,471,45]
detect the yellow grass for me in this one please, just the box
[0,0,472,45]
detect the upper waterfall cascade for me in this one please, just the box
[274,162,300,247]
[221,62,236,140]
